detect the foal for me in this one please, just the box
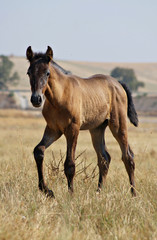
[26,46,138,197]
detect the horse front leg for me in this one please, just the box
[64,123,79,193]
[34,125,62,198]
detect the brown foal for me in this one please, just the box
[26,46,138,198]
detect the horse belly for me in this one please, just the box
[80,107,109,130]
[79,83,111,130]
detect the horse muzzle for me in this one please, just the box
[31,93,43,107]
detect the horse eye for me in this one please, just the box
[46,71,50,77]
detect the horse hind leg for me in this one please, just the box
[123,144,136,196]
[90,121,111,192]
[109,120,136,197]
[97,148,111,192]
[64,123,79,193]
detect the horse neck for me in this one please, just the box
[45,65,66,107]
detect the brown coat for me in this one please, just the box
[26,46,138,198]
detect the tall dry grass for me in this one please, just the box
[0,110,157,240]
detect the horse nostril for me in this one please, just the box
[38,95,42,104]
[31,95,35,104]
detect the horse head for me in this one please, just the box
[26,46,53,107]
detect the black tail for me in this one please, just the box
[119,81,138,127]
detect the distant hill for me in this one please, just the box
[0,57,156,114]
[10,57,157,94]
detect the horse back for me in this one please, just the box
[77,74,127,130]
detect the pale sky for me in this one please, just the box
[0,0,157,62]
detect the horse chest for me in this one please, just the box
[42,106,72,132]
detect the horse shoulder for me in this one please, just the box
[42,100,56,129]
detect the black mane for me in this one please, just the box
[52,61,71,75]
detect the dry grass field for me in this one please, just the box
[0,109,157,240]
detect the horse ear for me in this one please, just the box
[46,46,53,62]
[26,46,34,61]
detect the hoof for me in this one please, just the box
[45,189,55,198]
[131,190,136,198]
[131,186,136,197]
[96,187,101,195]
